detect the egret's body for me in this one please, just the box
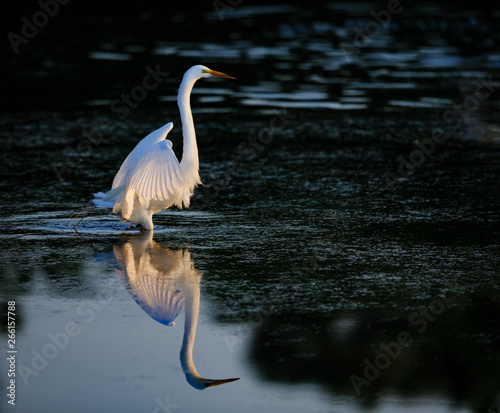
[92,65,235,229]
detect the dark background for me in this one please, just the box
[2,0,500,110]
[1,1,500,412]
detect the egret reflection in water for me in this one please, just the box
[113,230,239,389]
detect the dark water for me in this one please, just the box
[1,2,500,412]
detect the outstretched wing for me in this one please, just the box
[122,139,183,216]
[112,122,174,190]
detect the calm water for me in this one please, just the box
[1,2,500,412]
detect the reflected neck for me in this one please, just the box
[180,280,202,387]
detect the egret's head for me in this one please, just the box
[190,65,236,80]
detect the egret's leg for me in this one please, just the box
[125,224,144,231]
[68,202,95,228]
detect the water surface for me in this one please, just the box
[1,2,500,412]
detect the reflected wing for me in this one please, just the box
[112,122,174,189]
[114,242,186,327]
[125,139,183,209]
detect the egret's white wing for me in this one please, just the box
[124,139,183,212]
[112,122,174,189]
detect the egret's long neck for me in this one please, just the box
[177,75,199,172]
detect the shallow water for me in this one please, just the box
[1,2,500,412]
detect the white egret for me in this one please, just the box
[92,65,235,229]
[114,231,239,389]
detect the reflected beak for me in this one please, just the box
[206,69,236,79]
[203,377,240,388]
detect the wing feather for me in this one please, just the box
[122,188,136,219]
[126,139,183,206]
[112,122,174,190]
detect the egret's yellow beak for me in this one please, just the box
[204,69,236,79]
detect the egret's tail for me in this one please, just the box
[92,186,125,209]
